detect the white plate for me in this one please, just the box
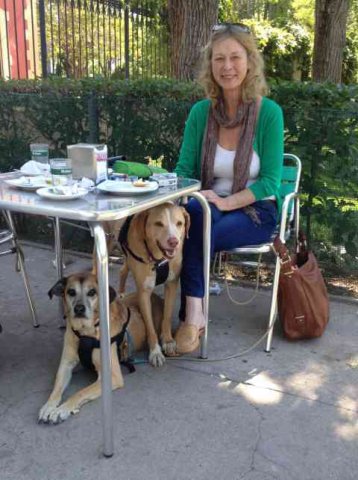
[97,180,159,195]
[5,176,49,191]
[36,187,89,201]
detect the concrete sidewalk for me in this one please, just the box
[0,244,357,480]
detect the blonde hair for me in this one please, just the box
[197,27,268,103]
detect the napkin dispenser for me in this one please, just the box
[67,143,108,183]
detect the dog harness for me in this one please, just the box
[119,215,169,285]
[72,307,135,373]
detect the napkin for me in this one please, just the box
[20,160,50,175]
[79,177,95,189]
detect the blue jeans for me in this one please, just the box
[181,198,278,299]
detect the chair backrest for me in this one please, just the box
[280,153,302,223]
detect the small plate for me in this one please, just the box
[5,176,49,191]
[36,187,89,200]
[97,180,159,195]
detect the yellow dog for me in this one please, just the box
[119,202,190,367]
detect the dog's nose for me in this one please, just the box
[167,236,179,248]
[74,304,86,316]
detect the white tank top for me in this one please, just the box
[212,144,260,196]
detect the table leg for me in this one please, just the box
[92,223,114,457]
[53,217,65,327]
[190,192,211,359]
[54,217,64,278]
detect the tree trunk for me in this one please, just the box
[167,0,219,80]
[312,0,350,82]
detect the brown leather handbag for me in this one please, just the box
[273,233,329,340]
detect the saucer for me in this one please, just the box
[36,187,88,200]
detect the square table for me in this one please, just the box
[0,173,211,456]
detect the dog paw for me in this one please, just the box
[38,403,79,424]
[38,401,59,424]
[162,339,177,357]
[148,343,166,367]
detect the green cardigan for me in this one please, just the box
[175,97,284,210]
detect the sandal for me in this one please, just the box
[174,323,205,354]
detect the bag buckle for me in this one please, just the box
[280,254,292,265]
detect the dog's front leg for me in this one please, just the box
[138,289,165,367]
[119,261,129,295]
[40,344,124,424]
[161,279,178,356]
[38,328,79,423]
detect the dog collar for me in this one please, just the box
[118,214,169,285]
[144,240,168,267]
[119,214,168,268]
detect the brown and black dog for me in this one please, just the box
[38,272,163,424]
[119,202,190,367]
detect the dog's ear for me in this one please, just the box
[182,208,191,238]
[109,285,117,303]
[132,210,149,240]
[48,278,67,299]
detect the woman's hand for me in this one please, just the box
[200,188,256,211]
[200,190,234,211]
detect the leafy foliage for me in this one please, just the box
[272,81,358,267]
[247,20,312,80]
[218,0,357,82]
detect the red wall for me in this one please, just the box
[0,0,30,79]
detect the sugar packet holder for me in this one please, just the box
[150,173,177,187]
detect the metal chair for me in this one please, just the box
[0,211,38,327]
[216,153,302,352]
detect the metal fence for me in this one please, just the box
[0,0,171,80]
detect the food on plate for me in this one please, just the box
[52,184,79,195]
[133,179,149,187]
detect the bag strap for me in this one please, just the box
[273,237,296,276]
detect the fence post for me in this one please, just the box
[88,92,99,143]
[124,0,130,79]
[38,0,48,77]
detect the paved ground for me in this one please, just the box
[0,244,357,480]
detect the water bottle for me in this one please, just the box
[209,281,222,295]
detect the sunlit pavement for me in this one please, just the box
[0,243,357,480]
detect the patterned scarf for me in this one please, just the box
[200,97,259,221]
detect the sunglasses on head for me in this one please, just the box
[212,23,251,34]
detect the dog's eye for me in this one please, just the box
[154,221,164,227]
[67,288,76,297]
[87,288,97,297]
[176,221,183,227]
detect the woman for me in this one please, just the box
[174,23,284,354]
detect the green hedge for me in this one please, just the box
[0,78,357,273]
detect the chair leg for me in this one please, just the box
[4,211,38,327]
[16,247,38,327]
[265,255,281,352]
